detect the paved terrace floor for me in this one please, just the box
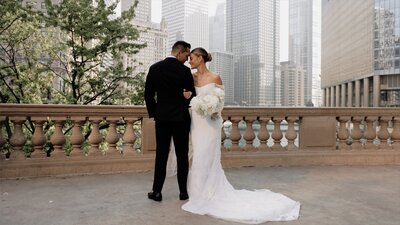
[1,165,400,225]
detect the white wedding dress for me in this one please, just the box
[181,83,301,224]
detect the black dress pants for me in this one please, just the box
[152,120,190,194]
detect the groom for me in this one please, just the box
[144,40,195,202]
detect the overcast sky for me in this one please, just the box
[150,0,289,62]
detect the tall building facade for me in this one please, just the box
[209,51,235,105]
[280,61,305,107]
[162,0,208,49]
[209,3,226,51]
[121,0,167,75]
[289,0,321,107]
[226,0,281,106]
[321,0,400,107]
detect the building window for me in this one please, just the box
[395,59,400,68]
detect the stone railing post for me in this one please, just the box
[50,118,66,157]
[271,117,284,150]
[243,117,256,151]
[364,116,378,150]
[350,116,364,150]
[30,117,47,158]
[285,117,298,150]
[69,117,86,157]
[105,117,121,156]
[257,117,270,151]
[9,117,27,160]
[122,117,138,156]
[337,116,351,150]
[229,117,242,151]
[377,116,391,150]
[391,116,400,149]
[88,117,103,156]
[0,117,7,159]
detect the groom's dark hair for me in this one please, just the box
[172,41,191,53]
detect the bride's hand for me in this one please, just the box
[183,89,192,99]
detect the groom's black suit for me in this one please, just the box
[144,57,195,194]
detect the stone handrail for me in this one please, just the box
[0,104,399,178]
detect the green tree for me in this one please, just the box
[0,0,63,104]
[43,0,145,105]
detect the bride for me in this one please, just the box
[180,47,301,224]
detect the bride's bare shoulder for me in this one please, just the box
[210,72,223,85]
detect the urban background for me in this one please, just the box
[1,0,400,107]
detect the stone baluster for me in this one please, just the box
[30,117,47,158]
[229,117,242,151]
[364,116,378,150]
[122,117,138,156]
[9,117,27,160]
[243,117,256,151]
[105,117,121,156]
[69,117,86,157]
[391,116,400,149]
[285,117,298,150]
[88,117,103,156]
[377,116,391,150]
[257,117,270,151]
[271,117,284,150]
[337,116,350,150]
[350,116,364,150]
[0,117,6,159]
[50,118,66,157]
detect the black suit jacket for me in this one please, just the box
[144,57,196,121]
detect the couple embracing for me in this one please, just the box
[144,41,300,224]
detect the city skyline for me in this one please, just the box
[150,0,290,61]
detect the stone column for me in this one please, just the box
[363,77,370,107]
[322,88,326,107]
[330,86,335,107]
[347,82,353,107]
[325,88,330,107]
[341,84,346,107]
[335,85,341,107]
[373,75,380,107]
[355,80,361,107]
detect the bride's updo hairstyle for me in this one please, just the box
[191,47,212,63]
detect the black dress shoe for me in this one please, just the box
[148,191,162,202]
[179,192,189,200]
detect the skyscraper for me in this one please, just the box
[321,0,400,107]
[162,0,208,49]
[121,0,167,74]
[280,61,305,107]
[226,0,280,106]
[209,51,235,105]
[289,0,321,107]
[209,3,226,52]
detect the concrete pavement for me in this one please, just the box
[1,166,399,225]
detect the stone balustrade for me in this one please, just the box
[0,104,399,178]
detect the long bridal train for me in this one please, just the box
[179,83,300,224]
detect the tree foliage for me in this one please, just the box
[0,0,146,105]
[43,0,145,105]
[0,0,63,104]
